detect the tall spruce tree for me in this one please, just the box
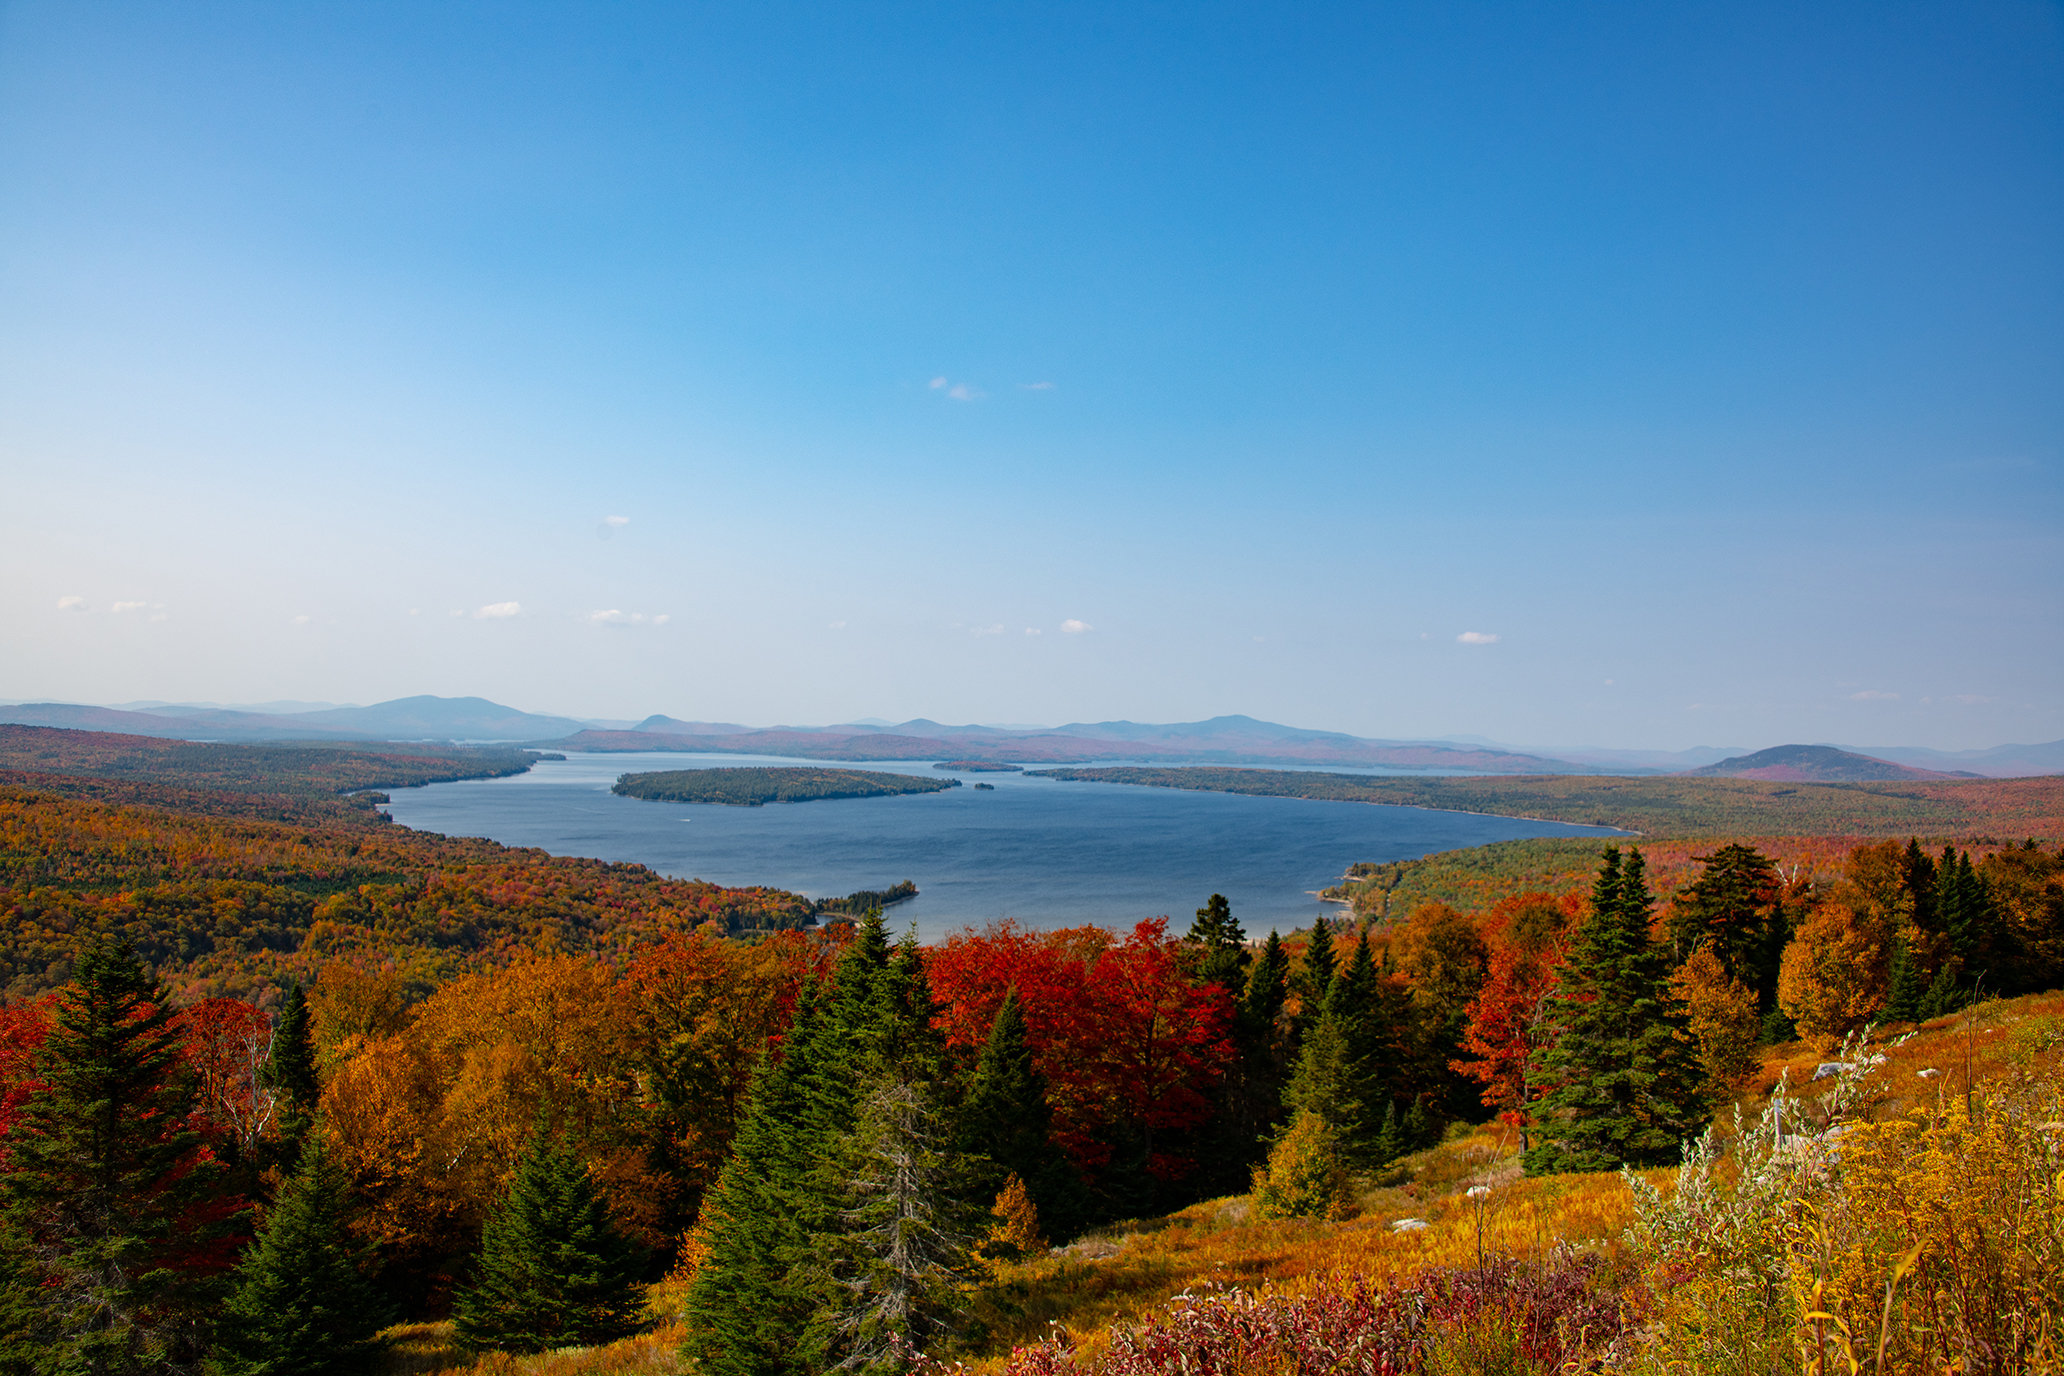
[1187,894,1249,999]
[260,982,319,1171]
[452,1129,644,1354]
[684,993,827,1376]
[215,1136,389,1376]
[0,938,236,1374]
[1666,844,1784,1010]
[1524,848,1708,1174]
[1233,930,1292,1141]
[801,1077,978,1374]
[686,911,925,1376]
[1297,920,1338,1027]
[954,991,1083,1244]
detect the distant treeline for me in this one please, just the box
[612,767,960,806]
[1026,766,2064,840]
[813,879,920,917]
[934,760,1023,772]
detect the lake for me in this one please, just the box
[378,752,1622,941]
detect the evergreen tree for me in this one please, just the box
[1297,920,1338,1027]
[1186,894,1249,999]
[215,1136,389,1376]
[1883,930,1925,1023]
[260,982,319,1170]
[1282,1008,1362,1151]
[1666,844,1784,1011]
[953,991,1083,1244]
[684,995,827,1376]
[1524,848,1708,1174]
[1234,930,1291,1132]
[0,938,236,1373]
[452,1129,644,1354]
[686,912,923,1376]
[801,1077,978,1374]
[1325,933,1390,1164]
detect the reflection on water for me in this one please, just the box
[379,752,1621,942]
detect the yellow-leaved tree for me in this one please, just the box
[1777,902,1888,1051]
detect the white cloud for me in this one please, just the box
[1019,381,1055,391]
[1024,627,1042,636]
[111,600,147,614]
[588,609,668,627]
[476,601,522,619]
[929,376,948,390]
[1060,619,1091,634]
[828,620,848,630]
[56,595,85,611]
[602,515,629,527]
[972,623,1005,636]
[291,614,312,625]
[1456,631,1499,645]
[1849,689,1899,701]
[946,382,982,401]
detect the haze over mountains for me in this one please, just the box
[0,696,2057,778]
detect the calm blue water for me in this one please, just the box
[379,752,1621,941]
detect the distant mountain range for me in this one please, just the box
[0,696,589,743]
[0,697,2056,778]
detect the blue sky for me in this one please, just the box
[2,2,2059,750]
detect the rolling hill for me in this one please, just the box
[1685,743,1971,782]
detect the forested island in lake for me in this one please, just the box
[934,760,1024,772]
[612,766,961,806]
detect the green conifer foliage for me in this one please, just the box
[260,982,319,1169]
[452,1130,644,1355]
[1297,920,1338,1028]
[687,912,919,1376]
[1229,930,1292,1148]
[1187,894,1249,999]
[1666,843,1784,1009]
[801,1077,977,1374]
[1282,1008,1363,1153]
[684,999,826,1376]
[1884,931,1925,1023]
[1248,1109,1354,1221]
[1524,848,1708,1174]
[955,991,1083,1244]
[0,938,235,1373]
[215,1136,389,1376]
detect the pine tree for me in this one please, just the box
[1187,894,1249,999]
[1282,1005,1367,1164]
[1326,933,1389,1163]
[1666,844,1784,1011]
[0,938,236,1373]
[1249,1109,1354,1221]
[260,982,319,1171]
[1884,930,1925,1022]
[954,991,1083,1244]
[1524,848,1708,1174]
[1296,920,1338,1029]
[453,1129,644,1354]
[686,912,923,1376]
[1233,930,1292,1138]
[684,996,827,1376]
[215,1136,389,1376]
[801,1076,977,1374]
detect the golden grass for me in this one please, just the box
[950,1127,1642,1368]
[373,1321,687,1376]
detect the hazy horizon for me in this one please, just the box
[4,4,2059,752]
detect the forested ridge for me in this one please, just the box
[3,726,2064,1373]
[1030,765,2064,838]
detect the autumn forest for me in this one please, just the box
[3,724,2064,1374]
